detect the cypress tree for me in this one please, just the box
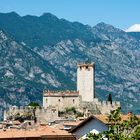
[108,93,112,104]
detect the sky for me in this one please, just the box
[0,0,140,30]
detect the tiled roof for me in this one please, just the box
[63,121,81,126]
[70,116,108,133]
[0,125,73,138]
[70,114,140,133]
[94,115,108,124]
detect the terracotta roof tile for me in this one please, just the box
[0,125,72,138]
[63,121,81,126]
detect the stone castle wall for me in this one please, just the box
[35,106,59,123]
[42,63,121,115]
[97,100,120,114]
[43,90,80,111]
[80,98,120,115]
[43,90,120,115]
[4,105,59,123]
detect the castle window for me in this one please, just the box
[73,99,75,103]
[80,66,82,70]
[86,66,88,69]
[58,99,60,102]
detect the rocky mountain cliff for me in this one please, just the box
[0,29,74,118]
[0,12,140,116]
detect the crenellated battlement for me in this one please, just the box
[4,105,59,123]
[98,101,120,107]
[4,61,121,121]
[79,98,120,115]
[43,90,79,97]
[41,61,120,115]
[77,63,94,68]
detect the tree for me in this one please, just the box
[85,132,102,140]
[131,126,140,139]
[28,102,40,107]
[28,102,40,123]
[85,107,140,140]
[108,93,112,104]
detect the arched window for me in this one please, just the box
[58,99,60,102]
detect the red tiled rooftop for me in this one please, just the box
[63,121,81,126]
[0,125,73,138]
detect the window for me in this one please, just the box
[86,66,90,71]
[73,99,75,103]
[58,99,60,102]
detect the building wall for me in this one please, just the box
[77,64,94,102]
[4,106,59,123]
[35,107,59,123]
[81,99,120,115]
[43,96,80,111]
[73,119,108,139]
[98,101,120,115]
[42,62,120,115]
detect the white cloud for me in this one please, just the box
[125,24,140,32]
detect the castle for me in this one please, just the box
[4,62,120,122]
[43,63,120,115]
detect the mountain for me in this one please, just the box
[128,32,140,41]
[0,12,140,115]
[0,29,75,118]
[0,12,100,48]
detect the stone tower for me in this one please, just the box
[77,63,95,102]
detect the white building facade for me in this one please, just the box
[43,90,80,111]
[70,116,108,140]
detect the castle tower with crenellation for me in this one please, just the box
[4,61,120,121]
[41,61,120,116]
[77,63,95,102]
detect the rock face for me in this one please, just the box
[0,30,75,118]
[0,12,140,115]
